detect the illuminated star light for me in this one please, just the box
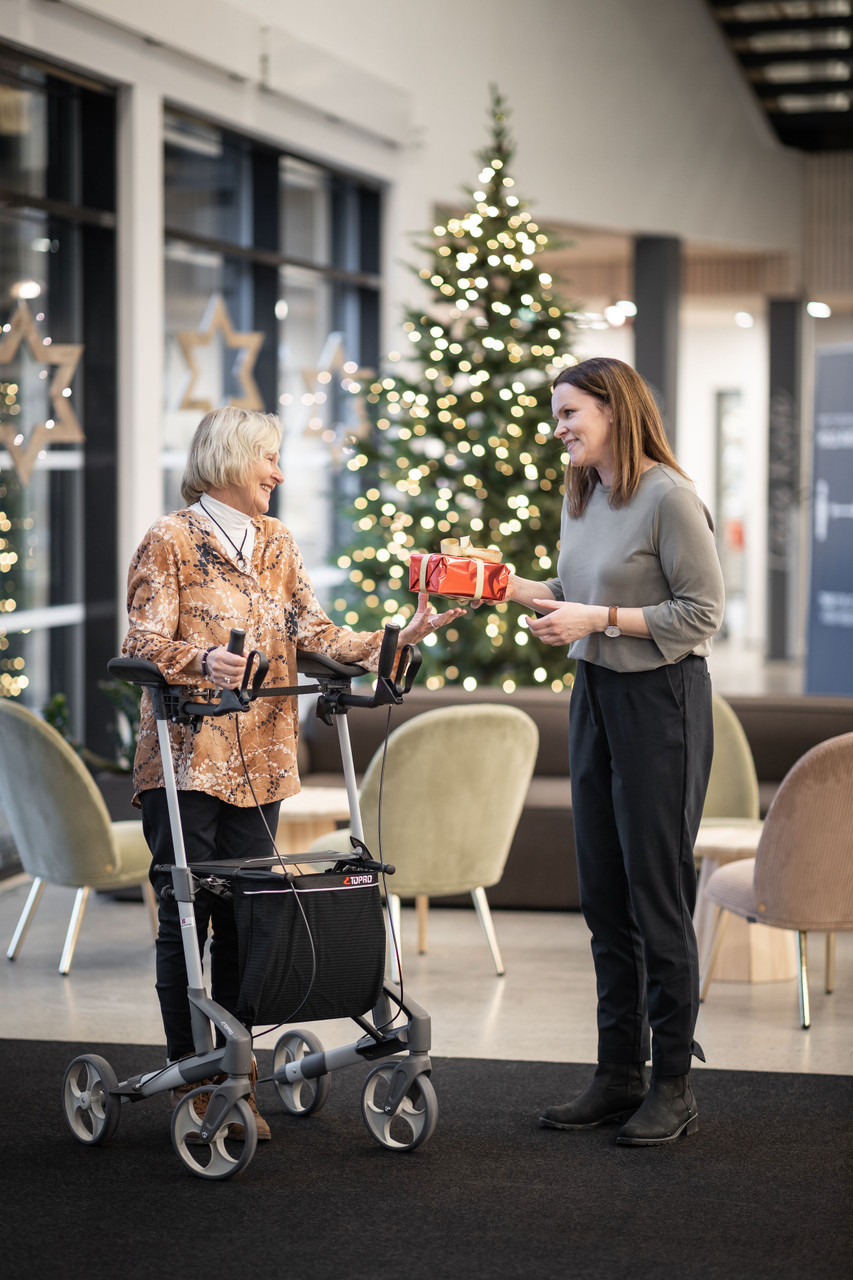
[177,293,264,412]
[0,300,84,486]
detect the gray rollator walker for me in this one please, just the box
[61,624,437,1179]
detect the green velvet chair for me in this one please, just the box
[309,702,539,981]
[0,698,157,974]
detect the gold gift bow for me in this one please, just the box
[439,536,502,563]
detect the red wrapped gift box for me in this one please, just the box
[409,550,509,604]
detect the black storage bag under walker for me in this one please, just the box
[231,865,386,1024]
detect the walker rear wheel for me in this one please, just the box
[62,1054,121,1146]
[361,1066,438,1151]
[170,1088,257,1180]
[272,1028,331,1116]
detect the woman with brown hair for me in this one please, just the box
[506,357,724,1145]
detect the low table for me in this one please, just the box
[275,785,351,857]
[694,818,797,983]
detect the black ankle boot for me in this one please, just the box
[539,1062,649,1130]
[615,1073,698,1145]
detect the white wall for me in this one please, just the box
[0,0,805,658]
[238,0,801,251]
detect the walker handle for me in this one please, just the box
[376,623,399,682]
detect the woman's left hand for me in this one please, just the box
[525,598,601,646]
[398,592,467,647]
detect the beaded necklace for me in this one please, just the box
[199,498,249,566]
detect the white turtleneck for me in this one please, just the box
[193,494,256,567]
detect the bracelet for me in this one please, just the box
[201,647,216,681]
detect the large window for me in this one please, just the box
[0,49,117,754]
[163,110,383,586]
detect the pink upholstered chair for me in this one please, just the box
[700,731,853,1028]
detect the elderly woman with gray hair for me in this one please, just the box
[123,406,462,1139]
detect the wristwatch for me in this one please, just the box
[604,606,622,638]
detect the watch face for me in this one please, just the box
[604,625,622,637]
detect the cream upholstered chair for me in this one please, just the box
[701,693,761,821]
[693,694,759,938]
[700,731,853,1028]
[0,698,157,974]
[309,703,539,979]
[691,693,797,982]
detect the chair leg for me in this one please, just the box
[59,886,89,976]
[699,906,730,1001]
[142,880,159,939]
[796,930,810,1029]
[416,894,429,954]
[6,877,46,960]
[387,893,402,986]
[471,886,505,977]
[825,931,836,995]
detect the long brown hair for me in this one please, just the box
[553,357,687,518]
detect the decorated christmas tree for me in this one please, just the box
[333,88,577,691]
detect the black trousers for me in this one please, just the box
[569,657,713,1075]
[141,789,281,1060]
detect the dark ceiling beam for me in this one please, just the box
[721,17,853,38]
[771,116,853,147]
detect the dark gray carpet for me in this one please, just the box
[4,1039,852,1280]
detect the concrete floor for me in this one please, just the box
[2,873,851,1076]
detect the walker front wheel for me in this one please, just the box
[170,1089,257,1180]
[272,1028,331,1116]
[62,1054,121,1146]
[361,1066,438,1151]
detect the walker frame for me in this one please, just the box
[61,626,436,1179]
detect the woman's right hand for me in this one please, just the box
[201,646,246,687]
[503,573,556,611]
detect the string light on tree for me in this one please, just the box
[335,86,579,690]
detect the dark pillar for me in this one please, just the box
[633,236,681,446]
[766,298,803,660]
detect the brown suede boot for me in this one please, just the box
[227,1058,271,1142]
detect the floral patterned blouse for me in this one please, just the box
[123,507,384,807]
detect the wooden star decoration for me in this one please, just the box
[0,301,84,487]
[177,294,265,412]
[301,331,374,456]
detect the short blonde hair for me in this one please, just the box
[181,407,282,505]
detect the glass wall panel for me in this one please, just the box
[0,209,85,706]
[161,108,382,592]
[0,77,48,200]
[0,48,116,761]
[164,114,252,247]
[280,156,331,267]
